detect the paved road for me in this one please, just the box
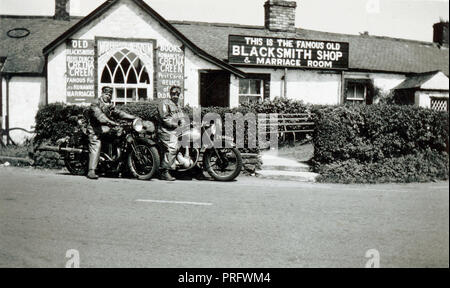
[0,167,448,268]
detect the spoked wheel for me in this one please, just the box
[63,138,89,176]
[204,148,242,181]
[128,139,160,180]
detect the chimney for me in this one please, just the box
[433,21,449,47]
[54,0,70,21]
[264,0,297,32]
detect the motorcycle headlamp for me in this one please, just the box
[133,118,144,133]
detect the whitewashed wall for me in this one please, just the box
[1,77,5,130]
[415,90,450,108]
[230,69,406,107]
[7,76,46,143]
[286,70,341,105]
[184,49,220,107]
[47,0,220,107]
[344,71,406,103]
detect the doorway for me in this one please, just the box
[199,70,230,107]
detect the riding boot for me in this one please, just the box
[159,169,175,181]
[87,170,99,180]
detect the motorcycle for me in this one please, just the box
[38,116,160,180]
[159,121,243,181]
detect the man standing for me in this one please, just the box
[157,86,188,181]
[85,86,137,180]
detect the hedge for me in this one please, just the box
[34,102,86,146]
[315,151,449,184]
[32,100,449,183]
[312,105,449,165]
[312,104,449,183]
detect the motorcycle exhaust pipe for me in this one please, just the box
[37,145,87,154]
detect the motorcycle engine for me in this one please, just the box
[176,152,194,169]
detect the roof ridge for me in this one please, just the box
[0,15,83,19]
[299,27,438,46]
[169,20,264,30]
[169,19,439,46]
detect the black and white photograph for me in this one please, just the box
[0,0,448,272]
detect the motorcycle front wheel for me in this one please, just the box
[203,148,243,181]
[128,139,160,180]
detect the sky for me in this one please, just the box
[0,0,448,42]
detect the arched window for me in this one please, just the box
[100,48,151,105]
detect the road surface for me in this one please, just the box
[0,167,448,268]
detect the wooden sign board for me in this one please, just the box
[156,45,185,105]
[229,35,349,70]
[66,39,95,103]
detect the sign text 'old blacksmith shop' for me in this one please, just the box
[229,35,349,70]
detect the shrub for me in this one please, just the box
[0,140,63,169]
[312,104,449,183]
[313,104,449,165]
[34,102,87,145]
[118,100,161,121]
[315,151,449,184]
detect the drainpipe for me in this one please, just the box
[340,71,345,104]
[5,75,10,145]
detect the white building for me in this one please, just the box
[1,0,449,143]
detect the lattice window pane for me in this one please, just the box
[431,98,449,111]
[100,49,152,105]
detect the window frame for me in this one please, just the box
[239,78,264,103]
[430,97,449,112]
[238,73,271,105]
[344,78,374,105]
[100,48,151,106]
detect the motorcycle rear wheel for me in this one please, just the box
[204,148,243,181]
[63,138,89,176]
[128,139,160,180]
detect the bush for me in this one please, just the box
[312,104,449,183]
[34,102,87,145]
[316,151,449,184]
[313,105,449,165]
[0,140,63,169]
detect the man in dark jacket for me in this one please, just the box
[157,86,188,181]
[85,86,137,180]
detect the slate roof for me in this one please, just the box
[41,0,246,78]
[0,15,82,74]
[394,70,446,90]
[171,20,449,76]
[1,11,449,76]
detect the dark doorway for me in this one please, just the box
[200,70,230,107]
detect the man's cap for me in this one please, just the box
[170,86,182,95]
[102,86,113,94]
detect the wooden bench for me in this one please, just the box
[258,113,315,143]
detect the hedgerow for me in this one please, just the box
[32,99,449,183]
[312,104,449,183]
